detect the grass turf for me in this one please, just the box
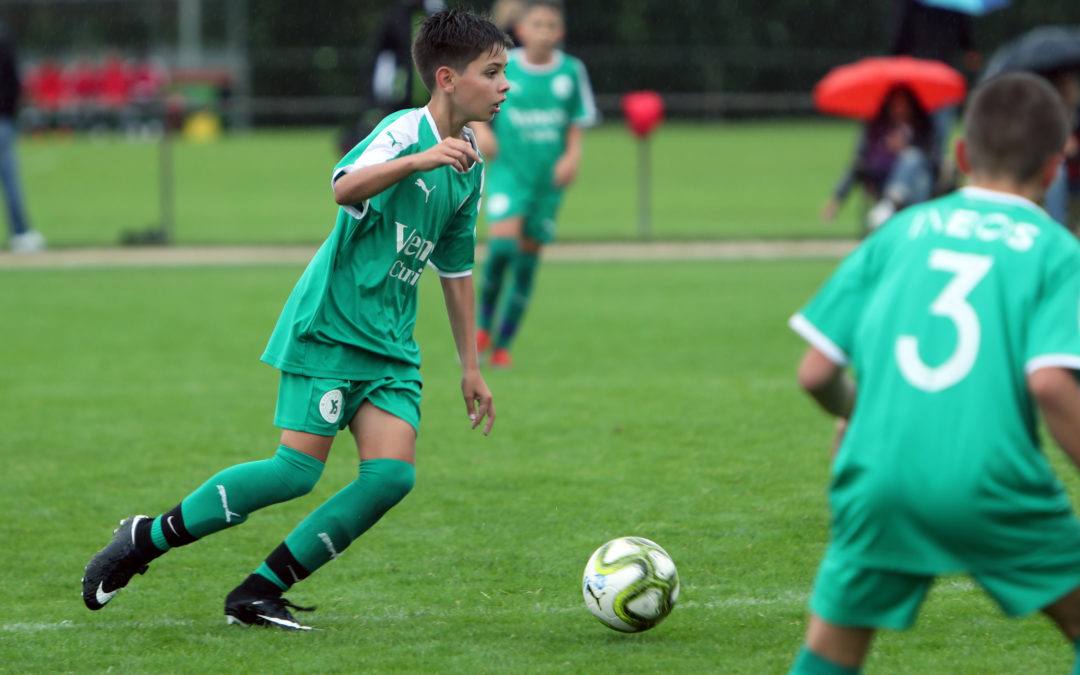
[15,120,866,248]
[1,259,1076,673]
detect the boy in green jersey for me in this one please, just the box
[471,0,597,368]
[81,10,511,630]
[788,72,1080,674]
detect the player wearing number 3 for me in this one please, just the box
[788,73,1080,674]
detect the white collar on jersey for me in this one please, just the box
[511,47,565,75]
[959,186,1044,213]
[421,106,480,174]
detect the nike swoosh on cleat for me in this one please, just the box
[95,582,118,606]
[257,613,312,630]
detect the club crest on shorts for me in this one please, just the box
[319,389,344,424]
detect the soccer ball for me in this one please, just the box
[581,536,679,632]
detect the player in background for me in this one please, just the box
[471,0,597,368]
[788,72,1080,673]
[81,9,509,631]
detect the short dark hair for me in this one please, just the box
[412,9,513,94]
[963,72,1069,182]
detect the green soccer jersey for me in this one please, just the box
[791,186,1080,574]
[262,107,483,381]
[488,48,597,188]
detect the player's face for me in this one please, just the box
[453,47,510,122]
[517,6,564,60]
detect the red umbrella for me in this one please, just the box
[813,56,968,121]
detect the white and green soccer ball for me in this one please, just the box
[581,536,679,632]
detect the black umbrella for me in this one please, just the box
[979,26,1080,84]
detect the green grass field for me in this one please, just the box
[15,121,866,248]
[3,259,1078,673]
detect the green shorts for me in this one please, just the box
[810,547,1080,630]
[274,372,422,436]
[484,172,564,244]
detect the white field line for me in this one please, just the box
[4,580,983,634]
[0,240,858,271]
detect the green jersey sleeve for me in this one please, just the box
[331,109,419,219]
[428,167,482,277]
[568,56,598,128]
[1026,246,1080,373]
[789,237,880,365]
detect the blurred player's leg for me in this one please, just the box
[493,238,541,363]
[1041,585,1080,672]
[789,615,873,674]
[479,231,520,347]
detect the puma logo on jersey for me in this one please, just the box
[415,178,436,203]
[386,131,403,148]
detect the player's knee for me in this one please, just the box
[367,459,415,511]
[274,445,326,498]
[283,467,322,498]
[381,460,416,504]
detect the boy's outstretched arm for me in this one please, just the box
[797,347,856,420]
[553,124,583,188]
[333,137,482,205]
[440,274,495,435]
[1029,367,1080,469]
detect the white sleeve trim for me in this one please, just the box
[789,313,849,366]
[572,59,599,127]
[1025,353,1080,375]
[428,260,473,278]
[332,165,370,220]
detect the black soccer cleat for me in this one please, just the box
[81,515,152,610]
[224,586,316,631]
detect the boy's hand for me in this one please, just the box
[553,152,580,188]
[462,369,495,435]
[415,137,482,173]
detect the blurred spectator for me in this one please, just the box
[0,27,44,253]
[491,0,525,46]
[889,0,980,172]
[889,0,979,67]
[338,0,445,154]
[822,86,936,231]
[129,54,169,139]
[24,57,68,132]
[97,50,132,132]
[370,0,445,113]
[1042,68,1080,229]
[65,55,101,131]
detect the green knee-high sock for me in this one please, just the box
[254,458,415,591]
[495,249,539,349]
[479,237,517,332]
[789,646,861,675]
[148,445,325,551]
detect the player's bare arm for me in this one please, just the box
[1029,367,1080,469]
[333,138,482,205]
[797,346,856,419]
[440,274,495,434]
[553,124,584,188]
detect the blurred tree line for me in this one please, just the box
[2,0,1080,105]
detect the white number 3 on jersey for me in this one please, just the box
[896,249,994,392]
